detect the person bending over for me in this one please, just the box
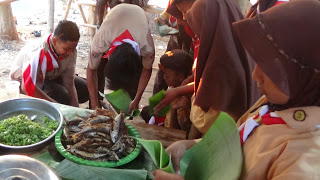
[87,4,155,111]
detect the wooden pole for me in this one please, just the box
[76,1,88,24]
[87,6,96,43]
[0,2,19,40]
[63,0,73,20]
[80,23,97,29]
[48,0,54,33]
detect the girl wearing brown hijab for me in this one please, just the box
[153,0,320,179]
[234,0,320,178]
[154,0,259,135]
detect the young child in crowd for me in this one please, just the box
[159,50,194,137]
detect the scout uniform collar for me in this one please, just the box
[102,30,140,59]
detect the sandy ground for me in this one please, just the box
[0,1,169,111]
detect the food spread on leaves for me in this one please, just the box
[62,109,135,161]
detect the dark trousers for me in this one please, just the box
[43,76,89,105]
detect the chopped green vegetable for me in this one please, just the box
[0,114,59,146]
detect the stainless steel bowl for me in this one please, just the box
[0,98,63,150]
[0,155,60,180]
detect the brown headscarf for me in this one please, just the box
[233,0,320,111]
[166,1,184,21]
[186,0,259,119]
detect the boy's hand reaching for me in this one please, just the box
[128,98,139,114]
[153,88,178,115]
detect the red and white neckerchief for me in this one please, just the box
[184,25,199,62]
[168,16,178,28]
[165,1,177,28]
[148,116,165,126]
[274,0,290,6]
[238,105,286,145]
[102,30,140,58]
[22,34,59,96]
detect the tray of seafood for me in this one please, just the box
[55,109,142,167]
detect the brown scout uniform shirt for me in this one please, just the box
[238,96,320,179]
[10,35,77,95]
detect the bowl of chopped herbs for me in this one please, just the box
[0,98,63,150]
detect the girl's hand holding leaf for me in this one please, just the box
[153,169,184,180]
[153,88,178,115]
[166,139,198,173]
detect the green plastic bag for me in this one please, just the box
[148,90,170,116]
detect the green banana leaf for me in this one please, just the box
[148,90,170,116]
[55,103,93,119]
[36,148,157,180]
[99,90,140,117]
[55,159,148,180]
[35,152,61,169]
[130,108,141,118]
[134,138,175,173]
[180,112,242,180]
[133,112,243,179]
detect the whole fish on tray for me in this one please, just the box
[61,109,135,161]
